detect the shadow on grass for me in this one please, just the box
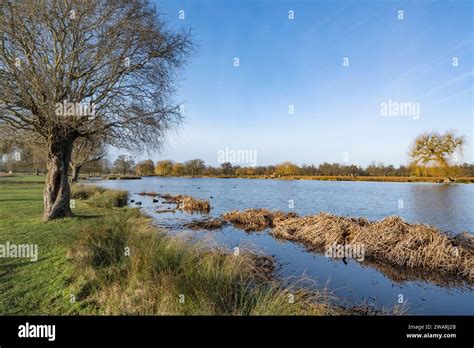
[73,214,103,220]
[0,198,44,202]
[0,259,38,279]
[0,180,45,184]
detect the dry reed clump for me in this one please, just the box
[271,213,474,282]
[179,196,211,213]
[215,208,473,281]
[185,218,226,230]
[159,193,211,213]
[222,209,298,232]
[138,191,159,197]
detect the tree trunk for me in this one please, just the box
[71,164,81,183]
[43,138,75,221]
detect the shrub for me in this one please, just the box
[71,184,106,200]
[86,190,128,208]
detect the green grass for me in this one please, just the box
[0,176,102,314]
[0,175,387,315]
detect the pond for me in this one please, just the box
[92,177,474,315]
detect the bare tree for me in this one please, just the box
[184,159,205,176]
[0,125,47,174]
[113,154,135,176]
[70,137,106,182]
[135,159,154,176]
[0,0,192,220]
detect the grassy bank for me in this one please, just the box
[0,176,378,315]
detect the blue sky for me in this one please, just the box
[124,0,473,167]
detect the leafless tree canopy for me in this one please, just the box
[70,136,106,182]
[0,0,193,220]
[0,0,191,146]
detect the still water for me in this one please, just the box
[94,177,474,314]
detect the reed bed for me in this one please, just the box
[138,191,159,197]
[271,212,474,282]
[159,194,211,213]
[222,209,297,232]
[194,208,473,282]
[185,218,226,230]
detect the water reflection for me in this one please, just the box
[408,184,471,234]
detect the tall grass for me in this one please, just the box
[86,190,128,208]
[68,209,352,315]
[71,184,106,199]
[71,184,128,208]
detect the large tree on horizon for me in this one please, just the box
[409,130,466,179]
[0,0,192,220]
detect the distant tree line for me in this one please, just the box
[2,130,471,179]
[3,154,473,178]
[129,158,474,178]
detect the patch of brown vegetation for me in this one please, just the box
[185,218,225,230]
[159,193,211,213]
[270,213,474,282]
[197,208,473,282]
[138,191,159,196]
[222,208,298,232]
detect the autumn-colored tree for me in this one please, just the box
[409,130,466,179]
[135,159,155,176]
[155,160,173,176]
[171,162,185,176]
[275,161,300,176]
